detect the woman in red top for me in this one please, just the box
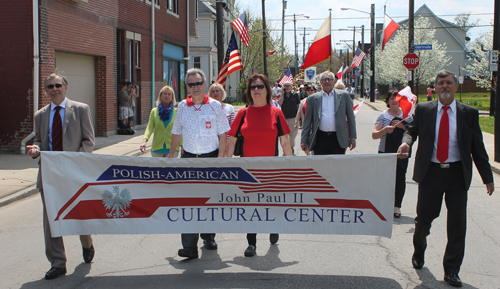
[226,73,293,257]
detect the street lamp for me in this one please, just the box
[341,5,375,102]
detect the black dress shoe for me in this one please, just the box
[178,247,198,259]
[45,267,67,280]
[244,245,256,257]
[444,273,462,287]
[203,239,218,250]
[83,245,95,263]
[412,257,424,269]
[270,233,279,244]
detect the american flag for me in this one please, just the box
[232,12,250,47]
[216,33,243,88]
[238,169,338,194]
[351,48,367,68]
[278,68,293,86]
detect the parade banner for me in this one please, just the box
[41,152,396,238]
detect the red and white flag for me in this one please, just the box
[343,66,351,76]
[353,101,364,115]
[266,50,276,58]
[232,12,250,47]
[301,16,331,69]
[395,86,417,119]
[382,13,399,50]
[336,66,343,80]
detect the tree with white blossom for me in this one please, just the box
[371,17,452,88]
[463,29,493,90]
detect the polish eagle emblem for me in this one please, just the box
[102,186,132,218]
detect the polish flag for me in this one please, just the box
[353,101,364,116]
[382,14,399,50]
[336,66,343,80]
[343,66,351,76]
[395,86,417,119]
[266,50,276,57]
[301,16,331,69]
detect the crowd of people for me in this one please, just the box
[27,69,495,287]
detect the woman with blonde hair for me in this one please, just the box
[140,85,182,157]
[208,83,235,128]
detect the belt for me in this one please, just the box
[431,161,461,169]
[318,130,336,136]
[183,149,219,158]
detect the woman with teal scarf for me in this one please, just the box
[140,85,182,157]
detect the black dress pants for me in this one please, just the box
[313,131,345,155]
[413,162,467,274]
[180,150,218,249]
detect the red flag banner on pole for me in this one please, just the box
[353,100,364,115]
[336,66,343,80]
[232,12,250,47]
[216,33,243,88]
[266,50,276,58]
[382,14,399,51]
[300,16,331,69]
[395,86,417,119]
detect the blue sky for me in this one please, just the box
[236,0,494,54]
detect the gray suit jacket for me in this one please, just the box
[300,89,357,150]
[403,100,493,189]
[34,98,95,188]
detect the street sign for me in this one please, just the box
[403,53,420,70]
[459,76,464,84]
[352,75,357,79]
[414,44,432,50]
[490,50,498,72]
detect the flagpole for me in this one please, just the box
[262,0,268,76]
[329,9,332,72]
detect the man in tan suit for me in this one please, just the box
[26,73,95,280]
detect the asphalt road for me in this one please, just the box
[1,103,499,289]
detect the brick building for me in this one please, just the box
[0,0,194,153]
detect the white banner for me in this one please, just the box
[41,152,396,238]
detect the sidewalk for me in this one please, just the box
[1,100,498,207]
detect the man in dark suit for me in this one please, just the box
[300,71,356,155]
[397,70,494,287]
[26,73,96,280]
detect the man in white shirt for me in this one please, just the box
[300,71,356,154]
[169,68,230,259]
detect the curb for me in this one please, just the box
[0,187,39,208]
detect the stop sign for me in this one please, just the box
[352,75,357,79]
[403,53,420,69]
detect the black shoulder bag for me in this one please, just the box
[233,108,247,156]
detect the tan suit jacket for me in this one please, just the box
[34,98,94,187]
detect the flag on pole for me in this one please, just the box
[353,100,364,115]
[351,48,367,68]
[336,66,343,80]
[266,50,276,58]
[343,66,351,76]
[232,12,250,47]
[216,33,243,88]
[278,68,293,86]
[300,16,331,69]
[382,14,399,50]
[395,86,417,119]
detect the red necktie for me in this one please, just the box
[436,106,450,163]
[52,106,63,151]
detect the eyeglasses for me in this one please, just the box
[321,78,334,82]
[46,83,63,89]
[250,84,265,90]
[187,81,204,88]
[306,88,314,91]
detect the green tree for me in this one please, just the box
[463,28,493,90]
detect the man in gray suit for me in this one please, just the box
[26,73,95,280]
[300,71,356,154]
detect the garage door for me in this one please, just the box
[55,52,96,130]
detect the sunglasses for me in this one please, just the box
[187,81,204,88]
[46,83,63,89]
[250,84,265,90]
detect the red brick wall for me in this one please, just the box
[0,1,35,152]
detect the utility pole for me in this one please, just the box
[361,25,364,95]
[370,3,375,102]
[352,26,356,82]
[262,0,268,76]
[282,0,286,56]
[494,0,500,161]
[329,9,333,72]
[301,27,310,63]
[216,1,224,72]
[294,13,298,74]
[408,0,415,94]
